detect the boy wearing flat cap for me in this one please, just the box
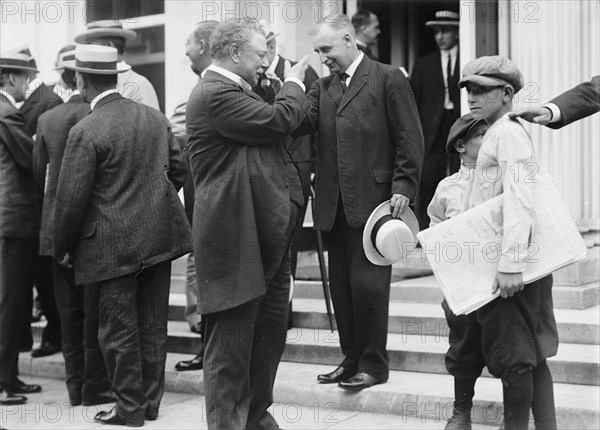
[427,114,488,430]
[459,56,559,430]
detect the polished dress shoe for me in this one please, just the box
[12,378,42,394]
[83,391,115,406]
[0,387,27,405]
[31,342,61,358]
[190,322,203,335]
[338,372,382,391]
[94,406,143,427]
[317,366,355,384]
[175,352,203,371]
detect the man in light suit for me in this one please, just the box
[0,50,43,406]
[295,15,423,391]
[53,45,192,427]
[510,75,600,128]
[34,47,112,407]
[185,18,309,429]
[410,11,461,230]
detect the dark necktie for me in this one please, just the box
[340,73,348,93]
[446,53,453,92]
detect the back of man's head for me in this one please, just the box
[351,10,373,33]
[210,18,264,63]
[189,20,219,50]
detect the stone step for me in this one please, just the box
[18,352,598,429]
[165,321,600,386]
[168,295,600,345]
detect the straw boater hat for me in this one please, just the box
[74,20,137,44]
[259,20,280,43]
[0,51,39,73]
[54,49,76,71]
[64,45,130,74]
[425,10,460,27]
[363,201,419,266]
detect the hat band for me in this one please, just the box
[62,54,75,62]
[434,17,458,22]
[75,59,117,71]
[371,214,395,258]
[0,58,31,69]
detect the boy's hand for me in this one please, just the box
[390,194,409,218]
[493,272,524,298]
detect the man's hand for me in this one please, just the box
[58,252,73,269]
[284,55,310,82]
[509,107,553,125]
[492,272,524,298]
[390,194,410,218]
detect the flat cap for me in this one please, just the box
[459,55,524,93]
[446,113,487,154]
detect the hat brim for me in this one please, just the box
[0,64,39,73]
[362,201,419,266]
[74,28,137,44]
[425,20,459,27]
[458,75,511,89]
[64,62,130,74]
[266,32,280,43]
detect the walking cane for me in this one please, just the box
[309,193,335,333]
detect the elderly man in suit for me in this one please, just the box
[14,45,64,358]
[34,46,112,407]
[295,14,423,391]
[351,10,380,61]
[510,75,600,128]
[410,11,461,231]
[185,18,309,429]
[53,45,192,427]
[75,21,160,110]
[0,51,43,405]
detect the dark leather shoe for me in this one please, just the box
[83,392,115,406]
[338,372,382,391]
[31,342,61,358]
[190,322,203,335]
[12,378,42,394]
[94,407,142,427]
[0,388,27,405]
[317,366,355,384]
[175,352,203,371]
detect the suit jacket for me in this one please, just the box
[410,50,460,155]
[0,94,37,238]
[34,94,89,256]
[547,75,600,129]
[185,71,308,314]
[19,83,64,136]
[296,55,424,231]
[52,94,192,284]
[169,100,194,224]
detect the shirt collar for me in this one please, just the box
[90,88,119,111]
[0,90,17,107]
[203,64,251,91]
[344,51,364,80]
[266,54,280,75]
[441,44,458,58]
[356,39,367,48]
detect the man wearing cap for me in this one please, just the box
[0,50,43,405]
[52,44,192,426]
[34,46,113,407]
[295,15,423,391]
[75,20,160,110]
[351,10,381,61]
[410,10,461,231]
[169,20,219,373]
[510,75,600,128]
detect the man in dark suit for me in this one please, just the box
[34,47,112,407]
[351,10,380,61]
[295,15,423,391]
[0,51,43,405]
[510,75,600,128]
[15,45,64,358]
[185,18,309,429]
[410,10,461,231]
[52,45,192,427]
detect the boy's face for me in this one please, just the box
[466,84,506,121]
[461,124,488,164]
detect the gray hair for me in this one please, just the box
[188,20,219,49]
[210,17,265,62]
[313,14,355,37]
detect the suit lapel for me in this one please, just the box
[337,56,369,114]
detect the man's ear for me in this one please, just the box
[454,139,466,154]
[198,39,206,56]
[229,43,240,63]
[343,33,352,46]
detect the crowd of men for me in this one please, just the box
[1,7,598,430]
